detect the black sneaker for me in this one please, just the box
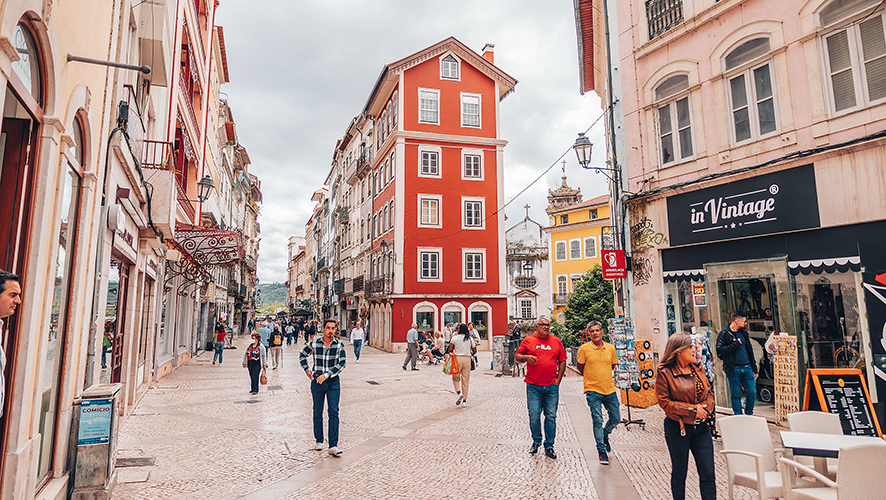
[604,433,611,452]
[529,443,539,455]
[544,448,557,459]
[599,450,609,465]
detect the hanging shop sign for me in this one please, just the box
[602,250,627,279]
[666,164,820,246]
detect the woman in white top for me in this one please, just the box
[448,324,476,408]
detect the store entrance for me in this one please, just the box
[717,278,779,406]
[705,258,796,410]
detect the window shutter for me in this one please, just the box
[827,30,858,111]
[860,16,886,102]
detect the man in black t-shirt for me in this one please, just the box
[716,312,757,415]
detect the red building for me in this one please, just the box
[361,37,517,350]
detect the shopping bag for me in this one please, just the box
[443,354,459,375]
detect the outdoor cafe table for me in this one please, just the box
[780,430,884,475]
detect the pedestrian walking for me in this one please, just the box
[350,321,365,363]
[285,322,295,345]
[402,323,420,370]
[257,321,271,348]
[300,318,347,457]
[0,270,21,418]
[101,326,112,369]
[304,320,315,344]
[576,320,620,465]
[448,324,476,408]
[268,326,284,369]
[213,322,227,365]
[514,316,566,459]
[715,311,757,415]
[242,332,268,395]
[655,333,716,500]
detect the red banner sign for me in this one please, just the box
[602,250,627,279]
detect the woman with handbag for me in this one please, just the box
[655,333,716,500]
[448,324,476,408]
[242,332,268,395]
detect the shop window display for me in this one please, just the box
[794,273,862,370]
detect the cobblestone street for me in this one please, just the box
[112,337,770,500]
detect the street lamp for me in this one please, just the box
[572,132,593,168]
[523,259,534,278]
[196,174,215,202]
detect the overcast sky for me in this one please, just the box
[215,0,609,284]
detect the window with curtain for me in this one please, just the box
[419,89,439,124]
[461,94,480,127]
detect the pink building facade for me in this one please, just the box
[606,0,886,417]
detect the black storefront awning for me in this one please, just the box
[661,224,864,281]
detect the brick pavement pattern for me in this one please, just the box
[112,337,770,499]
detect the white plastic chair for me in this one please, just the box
[779,441,886,500]
[787,411,842,479]
[718,415,784,500]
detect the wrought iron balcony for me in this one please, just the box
[646,0,683,39]
[317,257,327,272]
[366,276,389,296]
[334,278,345,294]
[352,275,364,293]
[553,293,570,306]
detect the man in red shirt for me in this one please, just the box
[515,316,566,459]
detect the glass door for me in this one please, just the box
[704,258,796,408]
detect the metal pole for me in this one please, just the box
[67,54,151,74]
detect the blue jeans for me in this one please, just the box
[586,391,621,452]
[664,417,716,500]
[353,340,363,360]
[728,364,756,415]
[213,342,224,363]
[311,376,341,447]
[526,383,559,449]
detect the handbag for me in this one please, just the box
[443,353,459,375]
[260,371,268,385]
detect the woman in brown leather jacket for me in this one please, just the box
[655,333,716,500]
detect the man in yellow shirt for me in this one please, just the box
[576,320,619,465]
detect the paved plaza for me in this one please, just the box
[112,337,770,500]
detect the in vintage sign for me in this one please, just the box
[666,164,820,246]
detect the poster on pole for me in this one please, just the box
[78,398,113,446]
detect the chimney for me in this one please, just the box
[481,43,494,64]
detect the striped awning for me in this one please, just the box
[788,256,861,275]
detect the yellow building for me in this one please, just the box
[543,176,609,322]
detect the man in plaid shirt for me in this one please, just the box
[300,318,347,456]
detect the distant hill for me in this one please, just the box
[257,282,287,308]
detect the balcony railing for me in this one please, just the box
[142,140,176,170]
[317,257,327,272]
[646,0,683,39]
[355,149,372,179]
[366,276,389,296]
[334,278,345,294]
[553,293,570,306]
[179,67,201,136]
[352,275,364,293]
[176,179,196,222]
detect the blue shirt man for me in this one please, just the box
[300,318,346,456]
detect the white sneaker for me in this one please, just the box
[356,359,359,364]
[313,442,323,451]
[328,446,342,457]
[461,401,467,408]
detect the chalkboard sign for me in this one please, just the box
[803,369,882,437]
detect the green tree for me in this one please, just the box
[563,265,615,344]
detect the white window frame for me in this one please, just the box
[461,196,485,230]
[569,238,582,260]
[418,88,440,125]
[584,236,598,259]
[460,92,481,128]
[519,297,534,319]
[655,92,694,166]
[440,53,460,81]
[418,194,442,228]
[556,274,568,294]
[820,10,886,116]
[461,148,484,180]
[418,146,442,178]
[554,241,567,261]
[725,59,779,145]
[462,248,486,282]
[417,247,442,282]
[570,273,583,292]
[389,151,396,181]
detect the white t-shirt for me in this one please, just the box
[449,334,474,356]
[350,327,365,342]
[443,326,453,341]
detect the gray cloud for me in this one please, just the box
[216,0,609,283]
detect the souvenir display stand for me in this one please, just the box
[773,335,799,426]
[609,318,646,430]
